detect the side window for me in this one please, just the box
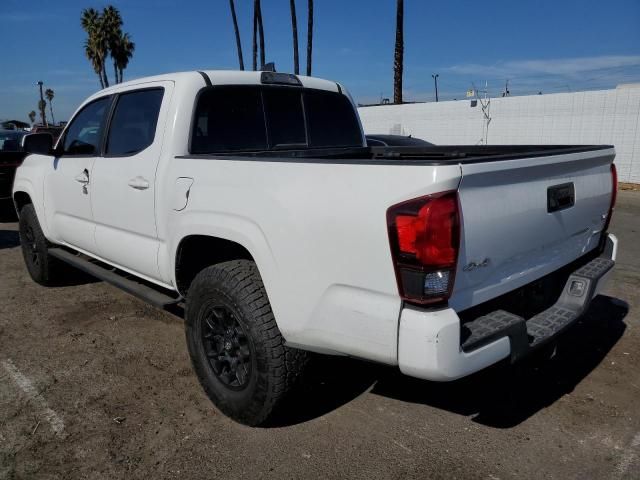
[63,97,111,155]
[106,89,164,156]
[191,86,267,153]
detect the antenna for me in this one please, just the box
[470,81,492,145]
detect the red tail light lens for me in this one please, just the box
[603,163,617,232]
[387,191,460,304]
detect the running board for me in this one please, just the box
[48,248,182,308]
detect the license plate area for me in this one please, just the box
[547,182,575,213]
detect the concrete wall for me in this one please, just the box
[358,84,640,183]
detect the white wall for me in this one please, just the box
[358,84,640,183]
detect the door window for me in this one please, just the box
[62,97,111,156]
[106,88,164,156]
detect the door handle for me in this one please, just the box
[75,169,89,184]
[128,176,150,190]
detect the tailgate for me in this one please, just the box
[450,147,615,312]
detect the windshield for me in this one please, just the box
[0,131,24,152]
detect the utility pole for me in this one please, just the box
[37,81,47,126]
[432,74,439,102]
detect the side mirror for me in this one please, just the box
[22,133,54,155]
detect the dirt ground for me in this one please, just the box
[1,192,639,480]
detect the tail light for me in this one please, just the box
[387,191,460,305]
[603,163,617,232]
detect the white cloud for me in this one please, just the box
[445,55,640,79]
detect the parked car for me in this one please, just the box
[30,125,63,143]
[366,134,434,146]
[13,70,618,426]
[0,129,27,201]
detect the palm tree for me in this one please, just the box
[306,0,313,76]
[228,0,244,70]
[37,81,47,126]
[252,0,258,70]
[102,5,123,84]
[393,0,404,104]
[256,0,265,68]
[289,0,299,74]
[45,88,56,125]
[114,32,135,83]
[28,111,36,126]
[81,8,109,88]
[38,100,47,126]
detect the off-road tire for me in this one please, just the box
[185,260,307,426]
[18,204,63,286]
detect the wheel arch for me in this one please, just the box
[174,234,258,295]
[13,190,32,214]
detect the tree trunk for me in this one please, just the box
[37,83,47,126]
[252,0,258,70]
[257,0,265,68]
[49,101,55,126]
[393,0,404,104]
[290,0,299,74]
[306,0,313,76]
[229,0,244,70]
[101,60,110,88]
[113,59,119,84]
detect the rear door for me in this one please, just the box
[90,82,172,282]
[451,148,615,312]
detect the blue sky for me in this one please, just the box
[1,0,639,122]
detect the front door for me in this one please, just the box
[44,96,112,253]
[90,83,171,282]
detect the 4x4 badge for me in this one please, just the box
[463,258,490,272]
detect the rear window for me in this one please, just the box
[304,90,363,148]
[192,86,267,153]
[190,85,362,154]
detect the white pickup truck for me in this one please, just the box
[13,70,618,426]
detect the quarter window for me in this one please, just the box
[106,89,164,156]
[63,97,111,156]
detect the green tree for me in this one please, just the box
[45,88,56,125]
[102,5,123,85]
[81,5,135,87]
[114,32,135,83]
[81,8,109,88]
[228,0,244,70]
[393,0,404,103]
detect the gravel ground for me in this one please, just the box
[0,191,639,480]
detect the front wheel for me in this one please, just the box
[185,260,307,426]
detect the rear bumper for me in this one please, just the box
[397,233,617,381]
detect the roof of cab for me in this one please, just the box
[93,70,341,97]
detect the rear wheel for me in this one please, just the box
[18,204,62,286]
[185,260,307,426]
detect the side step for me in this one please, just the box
[48,248,182,308]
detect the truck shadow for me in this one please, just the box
[268,295,628,429]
